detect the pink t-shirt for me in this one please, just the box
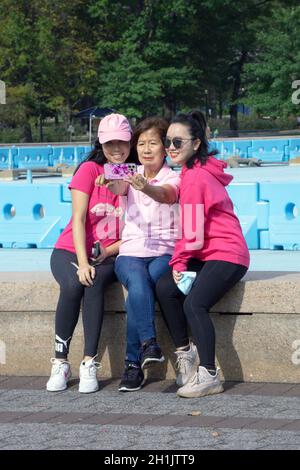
[55,161,125,256]
[118,163,181,257]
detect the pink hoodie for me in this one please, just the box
[170,156,250,272]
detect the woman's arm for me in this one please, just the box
[104,240,122,257]
[170,181,206,273]
[92,240,122,263]
[124,174,177,204]
[72,189,95,287]
[142,183,177,204]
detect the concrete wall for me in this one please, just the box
[1,272,300,383]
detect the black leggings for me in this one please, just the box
[50,248,117,359]
[156,259,248,370]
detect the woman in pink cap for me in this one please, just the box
[46,113,135,394]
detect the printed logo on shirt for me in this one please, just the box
[90,203,124,218]
[121,201,204,248]
[94,200,204,250]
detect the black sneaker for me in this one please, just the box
[140,338,165,370]
[118,362,145,392]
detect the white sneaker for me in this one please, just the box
[46,358,71,392]
[79,356,101,393]
[175,342,199,387]
[177,366,224,398]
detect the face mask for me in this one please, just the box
[177,271,197,295]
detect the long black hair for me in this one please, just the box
[73,138,137,175]
[170,110,217,169]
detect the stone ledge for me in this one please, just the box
[1,271,300,382]
[0,310,300,382]
[1,271,300,314]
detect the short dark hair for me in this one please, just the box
[131,116,169,149]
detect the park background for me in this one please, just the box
[0,0,300,143]
[1,1,300,452]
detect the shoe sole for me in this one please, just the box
[79,380,99,394]
[177,384,224,398]
[141,356,165,370]
[46,385,68,392]
[79,386,99,394]
[118,379,146,392]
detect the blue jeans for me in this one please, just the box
[114,255,171,363]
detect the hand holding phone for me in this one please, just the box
[91,241,101,259]
[90,241,107,266]
[104,163,137,180]
[123,173,148,191]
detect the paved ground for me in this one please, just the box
[0,376,300,450]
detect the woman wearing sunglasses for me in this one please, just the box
[156,110,250,398]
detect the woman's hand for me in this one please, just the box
[95,174,113,188]
[95,175,127,193]
[173,270,183,284]
[95,174,108,186]
[90,245,108,264]
[123,173,148,191]
[76,263,95,287]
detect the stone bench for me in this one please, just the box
[0,271,300,383]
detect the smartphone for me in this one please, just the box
[104,163,137,180]
[91,241,101,259]
[90,241,103,266]
[70,242,103,270]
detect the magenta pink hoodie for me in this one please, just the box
[170,156,250,272]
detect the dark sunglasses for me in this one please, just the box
[164,137,194,149]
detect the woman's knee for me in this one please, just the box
[156,273,167,297]
[156,271,177,299]
[127,277,153,301]
[93,266,116,288]
[60,278,82,299]
[114,262,129,286]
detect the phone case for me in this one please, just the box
[104,163,137,180]
[91,241,101,258]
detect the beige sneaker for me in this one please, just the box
[175,342,199,387]
[177,366,224,398]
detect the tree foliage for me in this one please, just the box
[243,4,300,118]
[0,0,299,141]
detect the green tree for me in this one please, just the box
[90,0,199,119]
[0,0,97,141]
[243,4,300,119]
[1,0,299,141]
[190,0,276,132]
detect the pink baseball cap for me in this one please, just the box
[98,113,132,144]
